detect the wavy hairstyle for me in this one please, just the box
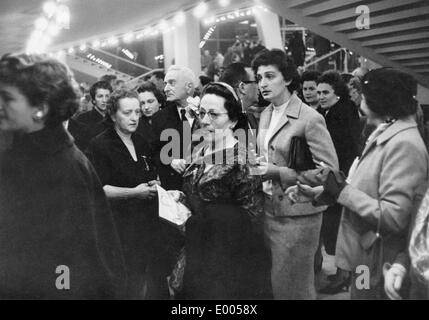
[0,53,81,127]
[251,48,300,94]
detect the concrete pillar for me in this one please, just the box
[170,10,201,79]
[254,8,283,50]
[163,31,175,71]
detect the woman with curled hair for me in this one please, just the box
[250,49,339,299]
[315,70,361,292]
[292,68,429,299]
[174,82,271,299]
[0,54,126,299]
[136,82,165,142]
[86,89,165,299]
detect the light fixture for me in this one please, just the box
[107,37,118,46]
[43,1,57,17]
[79,44,87,51]
[193,2,208,18]
[35,17,49,31]
[123,32,134,43]
[158,20,169,33]
[47,24,60,36]
[173,11,186,26]
[68,47,74,54]
[92,40,101,48]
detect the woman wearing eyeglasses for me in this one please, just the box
[177,82,271,300]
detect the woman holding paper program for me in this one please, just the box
[178,82,271,299]
[250,49,338,299]
[87,89,163,299]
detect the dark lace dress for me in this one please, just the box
[180,142,272,300]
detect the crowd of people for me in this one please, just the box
[0,46,428,300]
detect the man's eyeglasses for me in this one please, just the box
[198,109,228,121]
[241,80,257,85]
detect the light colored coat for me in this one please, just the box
[258,94,339,216]
[335,116,429,297]
[258,94,338,299]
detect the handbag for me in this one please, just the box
[360,203,384,293]
[287,136,315,171]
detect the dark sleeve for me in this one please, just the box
[86,139,114,186]
[50,152,126,299]
[347,102,362,157]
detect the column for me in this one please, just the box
[254,8,283,50]
[166,10,201,78]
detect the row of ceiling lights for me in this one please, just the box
[26,1,70,54]
[39,0,270,58]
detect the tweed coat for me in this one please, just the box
[257,94,339,217]
[335,116,429,298]
[258,94,338,299]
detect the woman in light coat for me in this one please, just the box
[292,68,429,299]
[250,49,338,299]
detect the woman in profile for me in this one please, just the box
[290,68,429,299]
[0,54,126,299]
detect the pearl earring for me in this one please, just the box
[34,111,44,120]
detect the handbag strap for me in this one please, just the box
[375,201,382,239]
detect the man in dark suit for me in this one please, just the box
[68,81,113,151]
[151,65,199,191]
[220,62,260,142]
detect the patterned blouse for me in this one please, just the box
[182,142,264,221]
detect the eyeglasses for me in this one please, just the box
[241,80,257,84]
[198,109,228,121]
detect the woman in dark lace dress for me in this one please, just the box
[177,82,271,300]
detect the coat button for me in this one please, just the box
[278,195,284,201]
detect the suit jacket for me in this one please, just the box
[317,99,361,174]
[257,94,339,217]
[335,117,429,289]
[136,116,156,144]
[151,102,199,191]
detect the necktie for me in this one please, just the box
[180,109,188,122]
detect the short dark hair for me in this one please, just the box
[362,68,417,119]
[136,82,165,107]
[89,81,113,101]
[219,62,249,88]
[251,48,300,93]
[99,74,117,83]
[150,70,165,80]
[317,70,350,101]
[0,53,80,127]
[301,70,321,84]
[199,75,212,87]
[201,82,242,124]
[106,89,139,117]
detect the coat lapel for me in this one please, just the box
[265,94,303,146]
[257,105,272,151]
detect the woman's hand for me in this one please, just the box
[134,183,157,200]
[284,182,324,203]
[168,190,185,202]
[249,156,280,180]
[147,179,161,187]
[171,159,187,174]
[384,264,406,300]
